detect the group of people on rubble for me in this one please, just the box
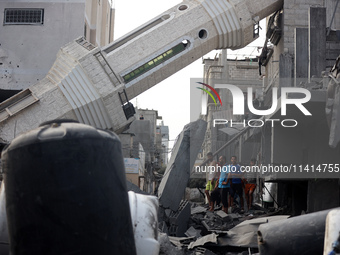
[204,152,257,214]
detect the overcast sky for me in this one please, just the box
[113,0,266,152]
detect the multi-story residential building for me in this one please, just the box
[0,0,86,92]
[200,49,261,162]
[0,0,116,143]
[157,122,169,166]
[0,0,114,95]
[121,108,166,193]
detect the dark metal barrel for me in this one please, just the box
[2,120,136,255]
[258,208,332,255]
[0,183,9,254]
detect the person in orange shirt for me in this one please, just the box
[244,158,257,210]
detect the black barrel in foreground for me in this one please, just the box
[257,208,333,255]
[2,120,136,255]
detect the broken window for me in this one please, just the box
[0,88,39,122]
[123,40,190,83]
[253,21,260,38]
[103,14,171,54]
[4,8,44,25]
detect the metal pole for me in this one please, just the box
[198,125,252,168]
[263,183,279,207]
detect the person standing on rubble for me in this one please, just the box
[227,156,245,212]
[214,155,229,213]
[244,158,257,211]
[205,152,219,210]
[209,155,225,211]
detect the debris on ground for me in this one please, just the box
[158,200,287,255]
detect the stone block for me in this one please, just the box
[158,119,207,211]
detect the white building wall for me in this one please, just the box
[0,0,85,90]
[85,0,98,45]
[85,0,114,47]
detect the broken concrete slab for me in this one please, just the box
[188,233,218,250]
[217,215,290,248]
[191,205,207,215]
[158,201,285,254]
[185,187,205,202]
[201,220,230,234]
[228,213,242,220]
[168,200,191,237]
[168,236,195,248]
[158,119,207,211]
[194,247,217,255]
[159,221,169,235]
[159,232,185,255]
[204,211,215,218]
[128,119,152,157]
[215,210,229,221]
[185,226,202,238]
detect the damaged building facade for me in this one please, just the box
[121,108,170,194]
[200,0,340,215]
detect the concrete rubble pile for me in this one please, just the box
[158,202,287,255]
[157,118,207,236]
[155,201,340,255]
[149,118,282,254]
[142,119,340,255]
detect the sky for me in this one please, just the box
[113,0,266,152]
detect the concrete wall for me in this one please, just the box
[85,0,97,45]
[272,104,340,165]
[263,0,340,87]
[98,0,114,47]
[281,0,340,65]
[307,179,340,212]
[128,119,152,162]
[282,0,338,54]
[0,0,85,90]
[226,60,259,80]
[119,133,133,158]
[159,124,169,166]
[135,109,160,147]
[284,0,340,55]
[201,49,261,160]
[84,0,114,47]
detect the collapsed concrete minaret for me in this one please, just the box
[0,0,283,142]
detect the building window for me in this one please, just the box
[4,8,44,25]
[123,39,190,83]
[103,14,171,54]
[0,88,39,123]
